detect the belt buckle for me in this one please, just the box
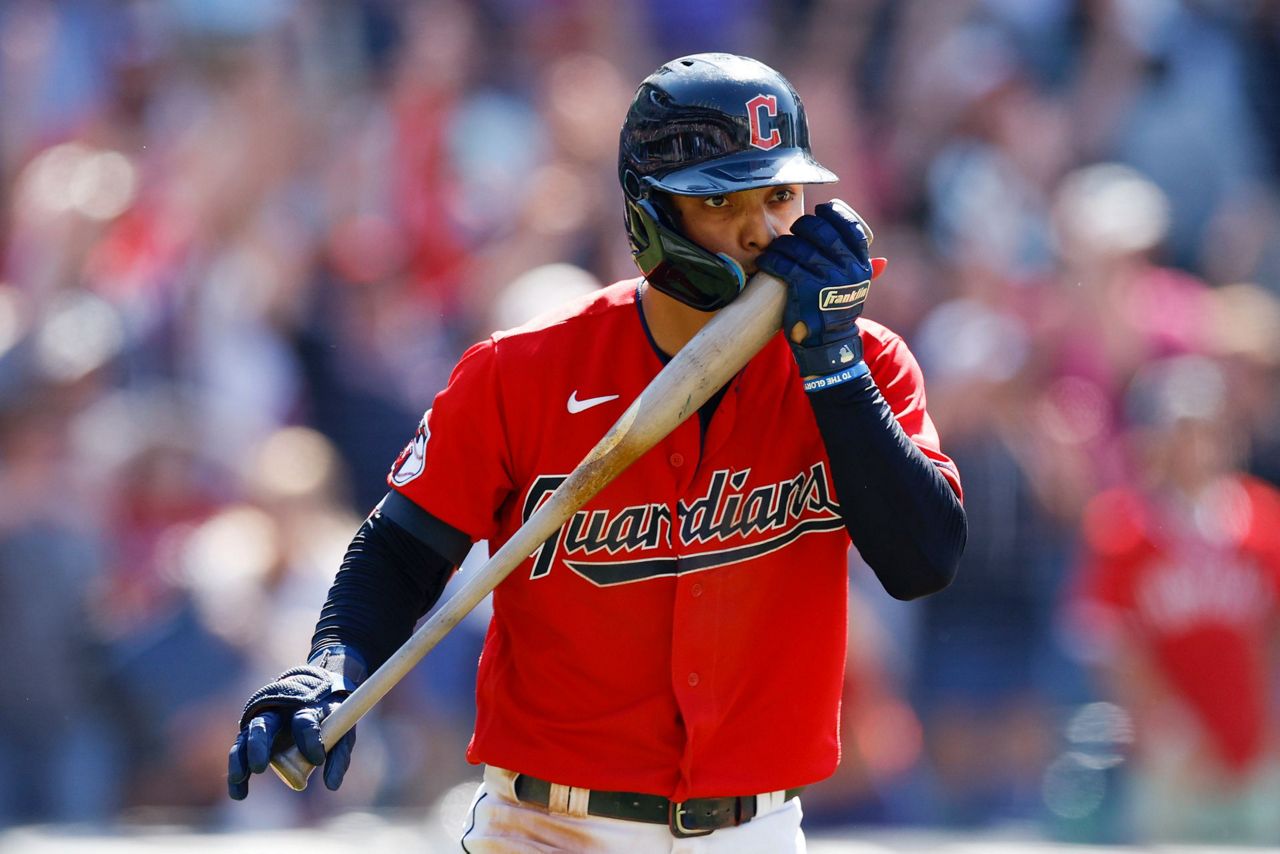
[669,800,715,839]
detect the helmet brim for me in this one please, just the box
[645,148,837,197]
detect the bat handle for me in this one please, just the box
[270,745,316,791]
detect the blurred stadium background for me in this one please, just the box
[3,0,1280,850]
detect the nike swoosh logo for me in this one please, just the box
[567,391,620,414]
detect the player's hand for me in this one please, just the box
[227,646,367,799]
[756,200,886,382]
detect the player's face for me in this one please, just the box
[668,185,805,276]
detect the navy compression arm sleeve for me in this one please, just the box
[808,372,967,600]
[310,493,471,671]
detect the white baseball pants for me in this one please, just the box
[460,765,806,853]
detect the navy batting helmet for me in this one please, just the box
[619,53,837,311]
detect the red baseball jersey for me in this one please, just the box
[389,278,960,801]
[1073,478,1280,775]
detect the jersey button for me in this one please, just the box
[687,672,700,687]
[691,583,703,598]
[669,452,684,467]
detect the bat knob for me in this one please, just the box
[270,745,316,791]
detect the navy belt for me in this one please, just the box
[511,772,802,838]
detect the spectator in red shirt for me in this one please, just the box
[1068,354,1280,843]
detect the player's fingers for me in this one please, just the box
[780,230,845,278]
[291,706,329,767]
[323,726,358,791]
[767,233,825,268]
[228,731,251,800]
[790,214,850,268]
[758,236,821,281]
[813,201,871,261]
[245,711,284,774]
[757,251,806,283]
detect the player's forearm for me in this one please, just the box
[807,371,966,600]
[311,508,456,671]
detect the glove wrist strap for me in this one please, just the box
[308,644,369,693]
[792,334,864,378]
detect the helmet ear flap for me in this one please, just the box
[624,178,679,241]
[623,195,654,253]
[623,193,746,312]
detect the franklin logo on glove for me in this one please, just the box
[819,283,869,311]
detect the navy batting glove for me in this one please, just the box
[227,645,367,800]
[757,200,885,385]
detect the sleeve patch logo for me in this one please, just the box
[390,414,430,486]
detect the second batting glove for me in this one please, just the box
[227,645,367,799]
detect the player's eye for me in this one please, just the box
[772,187,796,202]
[703,195,729,209]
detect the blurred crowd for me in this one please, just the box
[3,0,1280,846]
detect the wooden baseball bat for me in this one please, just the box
[270,270,791,790]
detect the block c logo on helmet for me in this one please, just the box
[746,93,781,150]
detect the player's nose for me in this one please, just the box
[740,205,781,255]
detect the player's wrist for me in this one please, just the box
[791,332,864,379]
[802,360,870,393]
[307,644,369,693]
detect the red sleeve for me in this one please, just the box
[1075,553,1132,614]
[387,338,516,542]
[1241,478,1280,589]
[862,322,962,500]
[1062,489,1149,661]
[1076,488,1153,610]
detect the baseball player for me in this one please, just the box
[228,53,966,852]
